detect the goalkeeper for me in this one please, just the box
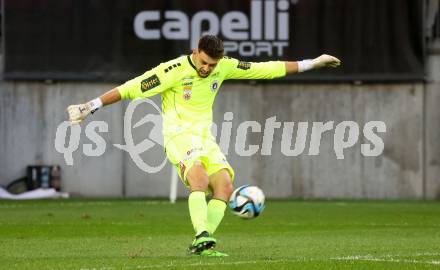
[67,35,340,257]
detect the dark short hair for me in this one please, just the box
[198,35,224,59]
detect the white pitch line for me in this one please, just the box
[331,255,440,265]
[69,254,440,270]
[76,258,311,270]
[413,252,440,257]
[125,259,291,269]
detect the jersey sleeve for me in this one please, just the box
[222,57,286,80]
[117,60,182,100]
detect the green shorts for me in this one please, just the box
[165,133,235,187]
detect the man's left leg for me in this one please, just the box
[207,169,233,235]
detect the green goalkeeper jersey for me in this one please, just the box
[117,55,286,144]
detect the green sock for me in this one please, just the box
[188,191,208,236]
[206,199,227,235]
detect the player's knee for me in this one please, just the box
[216,170,234,196]
[187,163,209,191]
[223,178,234,197]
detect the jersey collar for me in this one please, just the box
[187,54,197,72]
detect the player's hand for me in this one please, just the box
[312,54,341,69]
[67,103,92,124]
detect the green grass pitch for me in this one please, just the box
[1,199,439,270]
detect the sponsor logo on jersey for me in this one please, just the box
[182,76,193,100]
[182,76,194,85]
[184,147,203,160]
[133,0,292,57]
[141,74,161,92]
[237,61,251,70]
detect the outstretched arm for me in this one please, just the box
[67,71,166,124]
[67,57,182,124]
[285,54,341,75]
[224,54,341,80]
[100,88,121,106]
[66,88,121,124]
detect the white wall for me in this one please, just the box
[0,80,437,199]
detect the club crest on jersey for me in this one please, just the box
[183,89,192,100]
[210,80,219,92]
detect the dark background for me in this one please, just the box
[3,0,425,82]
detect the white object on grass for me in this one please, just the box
[0,187,69,200]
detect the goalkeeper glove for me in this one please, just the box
[298,54,341,72]
[312,54,341,69]
[67,98,102,124]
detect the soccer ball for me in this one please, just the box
[228,185,265,219]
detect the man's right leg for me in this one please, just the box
[186,162,218,254]
[187,162,209,236]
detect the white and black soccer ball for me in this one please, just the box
[228,185,265,219]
